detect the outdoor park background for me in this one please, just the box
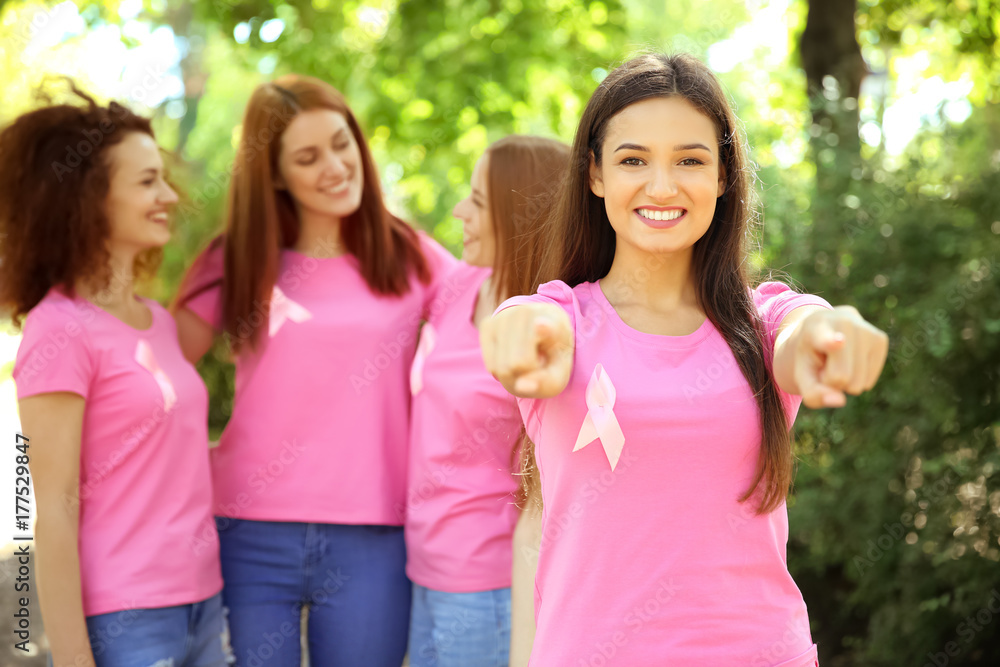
[0,0,998,664]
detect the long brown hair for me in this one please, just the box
[543,53,791,514]
[177,74,430,351]
[0,83,158,327]
[484,135,570,302]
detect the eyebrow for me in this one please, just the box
[292,129,348,156]
[613,142,714,153]
[139,168,158,176]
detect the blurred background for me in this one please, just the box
[0,0,998,665]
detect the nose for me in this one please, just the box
[453,195,471,222]
[160,181,179,205]
[322,150,350,179]
[646,164,678,200]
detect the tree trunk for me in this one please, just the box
[799,0,867,241]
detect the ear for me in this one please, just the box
[589,151,605,199]
[716,161,727,198]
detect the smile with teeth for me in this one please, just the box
[149,212,169,224]
[637,208,685,221]
[320,182,350,196]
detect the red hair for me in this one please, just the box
[176,74,430,351]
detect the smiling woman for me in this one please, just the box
[172,74,457,666]
[480,53,888,667]
[0,84,226,667]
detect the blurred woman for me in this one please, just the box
[173,74,456,666]
[1,88,225,667]
[405,135,569,667]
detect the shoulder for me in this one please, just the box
[495,280,593,330]
[22,290,94,334]
[190,236,226,282]
[531,279,595,312]
[443,260,489,286]
[753,281,831,316]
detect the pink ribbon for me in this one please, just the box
[573,364,626,470]
[410,323,436,395]
[135,340,177,413]
[269,286,311,337]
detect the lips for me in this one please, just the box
[635,207,686,229]
[319,181,350,197]
[148,211,169,225]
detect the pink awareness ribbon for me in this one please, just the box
[573,363,626,470]
[410,323,437,395]
[269,285,311,337]
[135,340,177,413]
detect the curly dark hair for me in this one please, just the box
[0,82,160,328]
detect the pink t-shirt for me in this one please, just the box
[499,280,830,667]
[405,262,522,592]
[14,289,222,617]
[180,233,457,524]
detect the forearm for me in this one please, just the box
[36,513,96,667]
[510,500,543,667]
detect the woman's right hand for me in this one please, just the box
[479,303,574,398]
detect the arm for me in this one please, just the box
[510,486,543,667]
[480,303,574,399]
[773,304,889,408]
[19,393,96,667]
[171,306,217,365]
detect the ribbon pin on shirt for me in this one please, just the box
[269,285,312,337]
[409,323,437,395]
[573,363,626,470]
[135,340,177,413]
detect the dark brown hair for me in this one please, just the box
[0,83,159,327]
[543,53,791,514]
[484,135,571,302]
[176,74,430,352]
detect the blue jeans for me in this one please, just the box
[84,593,229,667]
[215,518,410,667]
[408,584,511,667]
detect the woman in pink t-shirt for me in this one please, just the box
[172,75,456,666]
[405,135,569,667]
[480,55,890,666]
[1,89,225,666]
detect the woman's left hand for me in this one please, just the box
[777,306,889,408]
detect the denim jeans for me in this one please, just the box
[84,593,230,667]
[215,518,410,667]
[408,584,511,667]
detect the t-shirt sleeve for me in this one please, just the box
[753,281,833,358]
[494,279,580,335]
[418,231,460,316]
[176,240,225,331]
[13,303,94,400]
[753,281,833,424]
[495,280,580,439]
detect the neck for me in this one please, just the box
[294,207,344,257]
[601,242,699,312]
[75,249,137,309]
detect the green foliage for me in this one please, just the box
[778,107,1000,665]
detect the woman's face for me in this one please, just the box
[276,109,364,222]
[454,153,496,267]
[104,132,177,253]
[589,96,726,259]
